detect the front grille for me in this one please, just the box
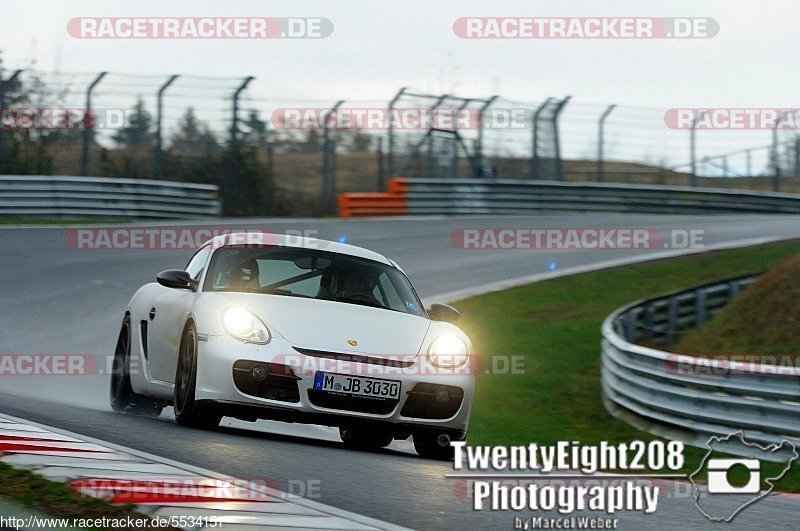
[233,360,300,403]
[292,346,415,368]
[400,383,464,419]
[307,390,398,414]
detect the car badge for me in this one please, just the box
[347,339,358,346]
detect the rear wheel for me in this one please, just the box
[413,431,464,460]
[109,315,164,417]
[174,323,221,430]
[339,424,393,449]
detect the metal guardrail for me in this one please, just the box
[403,179,800,215]
[0,175,221,219]
[601,274,800,460]
[339,178,800,216]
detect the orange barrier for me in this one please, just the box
[338,178,408,217]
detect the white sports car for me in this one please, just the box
[110,232,474,458]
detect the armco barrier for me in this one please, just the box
[0,175,220,219]
[601,273,800,460]
[338,178,800,217]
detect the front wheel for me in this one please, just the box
[109,315,163,417]
[173,323,221,430]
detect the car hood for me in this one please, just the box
[216,292,431,359]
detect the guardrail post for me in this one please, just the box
[321,100,344,214]
[0,69,22,174]
[80,72,107,176]
[695,289,707,326]
[387,87,406,178]
[666,298,679,346]
[623,312,638,342]
[154,74,179,179]
[597,104,616,182]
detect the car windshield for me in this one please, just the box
[203,246,427,317]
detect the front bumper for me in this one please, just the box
[194,333,475,433]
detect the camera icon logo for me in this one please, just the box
[706,458,760,494]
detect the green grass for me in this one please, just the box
[457,240,800,490]
[0,462,176,530]
[674,252,800,357]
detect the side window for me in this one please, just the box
[185,246,212,280]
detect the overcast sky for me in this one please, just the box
[1,1,797,168]
[1,0,795,105]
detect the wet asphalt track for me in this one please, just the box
[2,214,800,530]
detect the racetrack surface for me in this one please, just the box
[2,214,800,529]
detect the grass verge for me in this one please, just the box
[0,462,176,530]
[459,240,800,491]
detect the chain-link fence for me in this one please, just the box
[2,64,799,217]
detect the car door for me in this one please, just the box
[147,245,211,384]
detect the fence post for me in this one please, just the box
[0,69,22,174]
[689,110,705,188]
[795,137,800,178]
[386,87,406,178]
[552,96,571,181]
[223,76,254,215]
[230,76,254,151]
[529,98,552,179]
[772,111,787,192]
[154,74,179,179]
[597,104,616,182]
[80,71,107,176]
[745,149,752,178]
[475,95,498,176]
[321,100,344,214]
[376,136,385,191]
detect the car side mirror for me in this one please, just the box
[157,270,198,291]
[427,303,459,323]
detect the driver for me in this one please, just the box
[325,262,380,303]
[227,257,260,291]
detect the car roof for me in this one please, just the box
[200,232,394,267]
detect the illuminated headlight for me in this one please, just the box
[427,334,468,368]
[222,307,270,344]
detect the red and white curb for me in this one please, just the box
[0,413,410,530]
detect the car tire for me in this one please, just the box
[413,431,464,460]
[109,315,164,417]
[339,424,393,449]
[173,322,222,430]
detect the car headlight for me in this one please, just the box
[427,334,468,368]
[222,307,271,344]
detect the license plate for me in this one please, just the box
[313,372,401,399]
